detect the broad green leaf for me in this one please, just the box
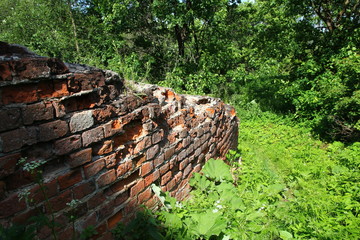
[202,158,233,182]
[279,230,293,240]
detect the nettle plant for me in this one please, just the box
[0,158,96,240]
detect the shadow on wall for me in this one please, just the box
[0,42,239,239]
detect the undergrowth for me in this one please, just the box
[114,111,360,240]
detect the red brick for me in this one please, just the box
[144,195,158,209]
[22,102,54,125]
[38,79,69,99]
[134,136,151,154]
[130,179,145,198]
[97,199,115,221]
[103,120,123,138]
[144,169,160,187]
[68,148,92,168]
[77,212,97,232]
[58,170,82,190]
[0,193,26,218]
[4,169,34,191]
[47,189,72,213]
[138,187,152,204]
[140,161,153,177]
[93,140,113,155]
[54,135,82,155]
[0,127,37,152]
[29,179,58,205]
[164,146,175,160]
[0,62,12,81]
[166,178,176,191]
[97,169,116,187]
[107,170,139,195]
[161,171,172,186]
[0,153,21,178]
[92,105,116,123]
[12,208,38,225]
[0,108,22,132]
[133,154,146,168]
[152,130,164,144]
[73,181,96,199]
[84,158,105,178]
[115,191,129,205]
[108,210,123,229]
[116,160,133,177]
[159,162,169,175]
[1,84,38,104]
[179,158,189,171]
[154,154,165,167]
[82,126,104,147]
[103,153,117,168]
[146,144,159,160]
[183,164,192,178]
[88,192,106,209]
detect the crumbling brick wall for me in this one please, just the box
[0,42,238,239]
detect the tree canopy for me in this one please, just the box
[1,0,359,142]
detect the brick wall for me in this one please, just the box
[0,42,238,239]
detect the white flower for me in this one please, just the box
[212,209,219,213]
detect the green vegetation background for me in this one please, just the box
[1,0,359,239]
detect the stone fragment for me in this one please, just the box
[69,110,94,133]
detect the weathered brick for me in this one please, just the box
[54,135,82,155]
[38,79,69,99]
[103,153,117,168]
[67,148,92,168]
[133,154,146,168]
[93,140,113,155]
[22,102,54,125]
[116,160,133,177]
[82,126,104,147]
[0,153,21,178]
[29,179,58,205]
[97,169,116,187]
[138,187,152,204]
[154,154,165,167]
[166,178,176,191]
[107,170,138,195]
[0,108,22,132]
[97,199,115,222]
[103,120,123,138]
[134,136,151,154]
[72,181,96,199]
[0,193,26,218]
[108,210,123,229]
[141,161,153,177]
[146,144,159,160]
[92,105,116,123]
[161,171,172,186]
[0,127,37,152]
[113,191,128,206]
[1,84,38,104]
[39,120,68,142]
[179,158,189,171]
[183,164,192,178]
[83,158,105,178]
[177,149,187,162]
[144,169,160,187]
[164,146,175,161]
[69,110,94,133]
[152,129,164,144]
[87,192,106,209]
[130,179,145,197]
[47,189,72,213]
[58,170,82,190]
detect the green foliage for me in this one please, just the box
[112,208,165,240]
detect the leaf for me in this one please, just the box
[202,159,233,182]
[279,230,293,240]
[191,211,227,238]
